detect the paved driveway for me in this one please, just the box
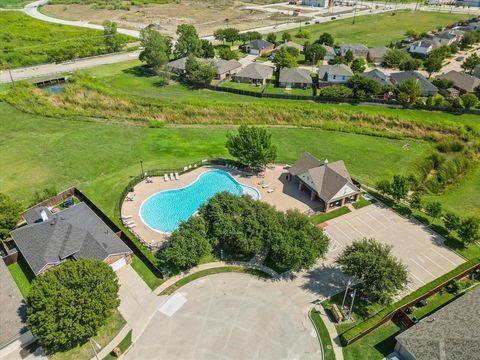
[124,273,321,360]
[323,202,465,293]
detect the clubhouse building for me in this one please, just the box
[287,152,361,212]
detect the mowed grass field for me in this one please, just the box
[0,102,432,217]
[278,11,472,46]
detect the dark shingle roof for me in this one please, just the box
[279,67,312,84]
[396,286,480,360]
[318,64,353,80]
[11,202,132,275]
[289,152,323,176]
[438,70,480,93]
[248,39,274,51]
[214,59,242,75]
[23,206,52,225]
[390,71,438,95]
[235,63,274,80]
[364,69,390,86]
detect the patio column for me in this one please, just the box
[310,191,316,200]
[298,181,303,191]
[341,197,346,206]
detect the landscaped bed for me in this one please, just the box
[7,258,35,298]
[310,308,336,360]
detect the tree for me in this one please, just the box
[273,47,297,69]
[223,28,240,45]
[460,93,478,109]
[399,58,422,71]
[175,24,202,58]
[157,216,211,270]
[213,29,226,44]
[0,193,22,239]
[424,55,443,77]
[103,20,126,53]
[270,209,329,271]
[27,259,119,353]
[397,78,422,104]
[461,31,477,48]
[443,212,460,233]
[244,31,262,42]
[304,43,326,65]
[201,40,215,58]
[282,32,292,43]
[218,47,238,60]
[344,49,354,63]
[384,49,408,69]
[346,74,381,98]
[405,29,419,40]
[185,55,217,84]
[376,180,391,195]
[266,33,277,44]
[333,55,348,65]
[139,29,172,72]
[389,175,409,202]
[410,192,422,210]
[461,53,480,74]
[225,125,277,169]
[296,29,310,39]
[457,217,480,244]
[350,58,366,73]
[317,32,334,46]
[336,238,409,304]
[425,201,442,220]
[318,85,353,98]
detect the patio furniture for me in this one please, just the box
[267,188,276,193]
[126,194,134,201]
[169,173,174,181]
[164,174,169,182]
[262,183,270,188]
[175,172,180,180]
[146,176,153,183]
[183,166,188,171]
[122,215,133,220]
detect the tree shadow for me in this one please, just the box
[300,264,349,299]
[122,66,156,78]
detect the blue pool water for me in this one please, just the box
[140,170,260,233]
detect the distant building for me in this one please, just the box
[339,44,369,58]
[244,39,275,56]
[302,0,329,8]
[287,152,361,212]
[278,67,313,89]
[456,0,480,7]
[323,46,337,62]
[363,69,391,87]
[437,70,480,94]
[167,57,241,80]
[395,286,480,360]
[233,63,274,86]
[318,64,353,84]
[367,47,388,65]
[390,71,439,96]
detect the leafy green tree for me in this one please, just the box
[424,55,443,77]
[350,58,366,73]
[317,32,334,46]
[344,49,354,63]
[397,78,422,104]
[461,31,477,48]
[270,209,329,271]
[266,33,277,44]
[399,58,422,71]
[443,212,461,233]
[157,217,211,270]
[103,20,126,53]
[425,201,442,220]
[296,29,310,39]
[376,180,391,195]
[333,55,348,65]
[405,29,420,40]
[27,259,119,353]
[185,55,217,84]
[384,49,408,69]
[304,43,326,65]
[225,125,277,169]
[452,96,464,109]
[389,175,409,202]
[273,47,297,69]
[318,85,353,98]
[218,47,238,60]
[0,193,22,239]
[139,29,172,72]
[175,24,202,58]
[30,186,57,207]
[347,74,381,98]
[282,32,292,43]
[223,28,240,45]
[336,238,409,304]
[244,31,262,42]
[457,217,480,244]
[410,192,422,210]
[460,93,478,109]
[201,40,215,58]
[461,53,480,74]
[213,28,226,44]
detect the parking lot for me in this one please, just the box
[324,202,465,292]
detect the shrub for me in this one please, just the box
[319,85,353,98]
[436,139,465,153]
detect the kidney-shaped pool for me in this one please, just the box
[140,170,260,233]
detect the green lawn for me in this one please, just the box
[310,308,336,360]
[266,85,315,96]
[352,196,376,210]
[131,255,164,290]
[0,0,27,7]
[7,259,35,298]
[103,330,132,360]
[311,207,351,224]
[277,11,472,47]
[342,320,401,360]
[220,80,266,93]
[49,310,126,360]
[0,12,134,68]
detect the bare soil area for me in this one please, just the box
[42,0,295,37]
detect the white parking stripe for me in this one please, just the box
[332,224,354,242]
[356,216,377,233]
[345,220,368,238]
[428,246,462,267]
[417,254,447,272]
[409,272,426,285]
[365,212,387,229]
[410,258,437,278]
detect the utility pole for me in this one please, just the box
[352,0,358,24]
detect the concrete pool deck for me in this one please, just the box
[121,165,320,246]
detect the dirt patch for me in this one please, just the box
[42,0,294,37]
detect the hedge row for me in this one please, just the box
[340,258,480,345]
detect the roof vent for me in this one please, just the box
[50,217,57,225]
[40,210,49,222]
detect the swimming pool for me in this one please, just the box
[140,170,260,233]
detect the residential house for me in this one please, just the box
[275,41,304,53]
[431,29,464,46]
[395,286,480,360]
[214,59,242,80]
[363,69,391,87]
[318,64,353,84]
[437,70,480,94]
[287,152,361,212]
[474,64,480,79]
[244,39,275,55]
[233,63,274,85]
[278,67,313,89]
[167,56,190,75]
[10,202,133,276]
[339,44,369,58]
[390,71,439,96]
[407,39,436,57]
[367,46,388,65]
[323,45,337,62]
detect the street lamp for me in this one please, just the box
[140,160,144,178]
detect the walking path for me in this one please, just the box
[316,305,344,360]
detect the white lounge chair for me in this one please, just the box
[267,188,276,193]
[188,165,192,169]
[127,223,137,229]
[126,194,134,201]
[122,215,133,220]
[175,172,180,180]
[184,166,188,171]
[170,173,174,181]
[164,174,169,182]
[258,180,265,185]
[262,183,270,189]
[146,176,153,183]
